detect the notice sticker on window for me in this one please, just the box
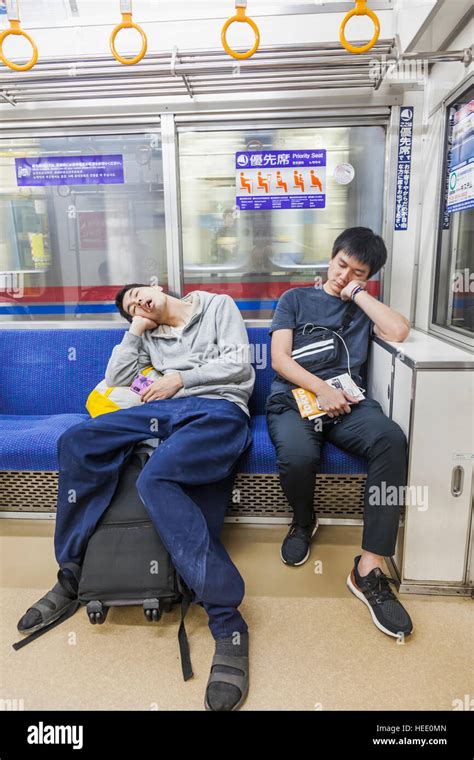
[15,155,125,187]
[447,99,474,214]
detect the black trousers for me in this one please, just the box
[266,393,408,557]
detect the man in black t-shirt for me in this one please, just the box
[267,227,413,639]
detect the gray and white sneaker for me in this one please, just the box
[347,556,413,638]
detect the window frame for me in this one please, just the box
[0,121,169,322]
[429,74,474,350]
[175,112,392,315]
[0,110,394,325]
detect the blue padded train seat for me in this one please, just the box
[0,414,88,471]
[0,328,127,471]
[0,327,367,475]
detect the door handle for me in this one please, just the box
[451,466,464,497]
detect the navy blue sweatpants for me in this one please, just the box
[54,397,252,640]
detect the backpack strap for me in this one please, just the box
[337,301,358,334]
[176,575,193,681]
[12,600,80,651]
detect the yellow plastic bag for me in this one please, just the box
[86,366,160,418]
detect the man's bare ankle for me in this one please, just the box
[358,553,384,577]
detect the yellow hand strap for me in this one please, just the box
[222,1,260,60]
[110,0,147,65]
[0,1,38,71]
[340,0,380,55]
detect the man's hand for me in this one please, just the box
[315,383,361,418]
[340,280,366,302]
[140,373,183,402]
[129,315,159,337]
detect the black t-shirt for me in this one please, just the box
[269,286,373,397]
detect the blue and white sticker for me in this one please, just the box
[394,107,414,231]
[447,99,474,214]
[15,155,125,186]
[235,150,326,210]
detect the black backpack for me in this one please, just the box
[14,449,193,681]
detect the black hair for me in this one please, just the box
[114,283,147,323]
[331,227,387,277]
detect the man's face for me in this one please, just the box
[326,250,371,295]
[123,285,165,322]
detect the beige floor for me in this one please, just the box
[1,519,473,711]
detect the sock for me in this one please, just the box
[206,631,249,711]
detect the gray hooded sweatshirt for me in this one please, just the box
[105,291,255,416]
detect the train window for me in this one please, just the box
[432,85,474,344]
[178,126,386,318]
[0,132,166,321]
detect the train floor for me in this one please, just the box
[1,520,472,711]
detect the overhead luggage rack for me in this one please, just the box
[0,39,396,106]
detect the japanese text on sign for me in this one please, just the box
[235,150,326,210]
[394,108,414,231]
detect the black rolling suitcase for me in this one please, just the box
[77,448,193,681]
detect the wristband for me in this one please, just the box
[350,285,365,301]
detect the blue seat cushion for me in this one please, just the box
[0,412,366,475]
[240,414,366,475]
[0,414,88,471]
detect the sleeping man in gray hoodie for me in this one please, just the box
[17,284,255,712]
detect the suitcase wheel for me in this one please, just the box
[86,601,108,625]
[161,600,173,614]
[144,609,160,622]
[143,598,161,622]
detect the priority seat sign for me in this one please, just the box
[235,150,326,210]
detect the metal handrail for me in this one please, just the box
[0,39,396,106]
